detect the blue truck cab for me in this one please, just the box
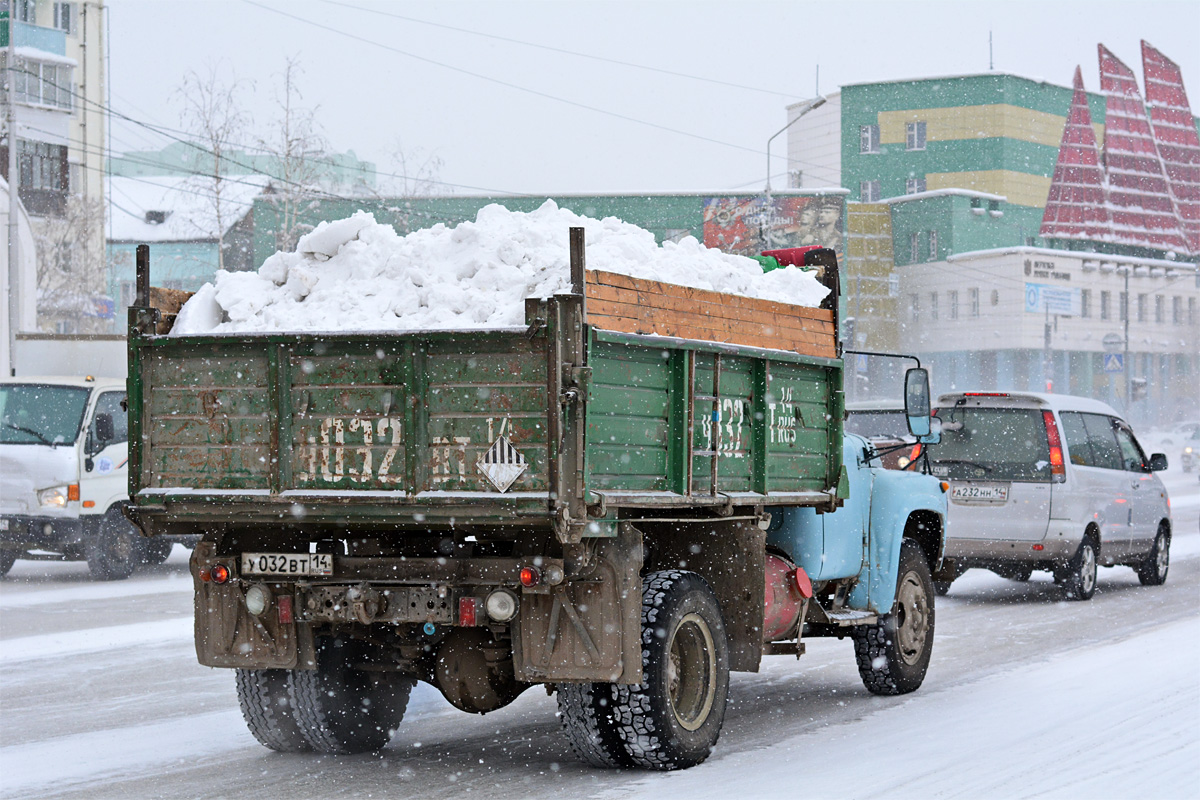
[765,368,949,697]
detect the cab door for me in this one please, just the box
[82,391,129,511]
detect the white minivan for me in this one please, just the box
[1,376,197,580]
[928,392,1170,600]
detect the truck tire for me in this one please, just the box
[608,570,729,771]
[1057,537,1097,600]
[557,683,634,768]
[0,549,16,578]
[1136,526,1170,586]
[87,508,144,581]
[235,669,312,753]
[142,538,174,566]
[854,540,934,696]
[290,635,416,754]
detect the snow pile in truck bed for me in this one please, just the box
[171,200,830,335]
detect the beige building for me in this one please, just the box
[899,247,1200,426]
[3,0,107,333]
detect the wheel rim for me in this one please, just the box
[1155,533,1169,576]
[1079,544,1096,594]
[895,571,930,665]
[667,612,717,732]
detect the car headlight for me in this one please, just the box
[1185,446,1194,455]
[38,486,69,508]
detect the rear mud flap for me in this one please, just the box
[512,523,642,684]
[191,542,311,669]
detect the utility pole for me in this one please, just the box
[6,10,20,376]
[1122,265,1131,411]
[764,94,826,249]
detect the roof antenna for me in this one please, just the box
[815,64,820,96]
[989,31,994,70]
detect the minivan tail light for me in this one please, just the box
[1042,411,1066,483]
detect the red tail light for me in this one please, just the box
[210,564,230,584]
[459,597,478,627]
[277,595,294,624]
[1042,411,1066,483]
[519,566,541,587]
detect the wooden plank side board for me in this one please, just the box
[584,270,836,359]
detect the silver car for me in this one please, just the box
[930,392,1171,600]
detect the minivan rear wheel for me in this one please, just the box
[1058,538,1097,601]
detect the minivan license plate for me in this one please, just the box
[241,552,333,576]
[951,484,1009,502]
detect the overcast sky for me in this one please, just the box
[107,0,1200,198]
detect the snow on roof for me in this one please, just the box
[106,175,270,243]
[14,47,77,67]
[947,245,1198,271]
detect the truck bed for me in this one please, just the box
[129,266,843,536]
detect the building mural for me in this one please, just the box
[702,195,844,257]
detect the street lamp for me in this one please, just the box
[763,95,826,247]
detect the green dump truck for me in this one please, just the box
[125,233,946,770]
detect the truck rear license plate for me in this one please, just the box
[950,484,1009,502]
[241,553,333,576]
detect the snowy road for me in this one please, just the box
[2,470,1197,800]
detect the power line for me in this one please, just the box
[242,0,768,160]
[321,0,803,100]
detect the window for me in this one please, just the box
[54,2,73,34]
[788,170,803,189]
[991,289,1000,306]
[18,141,68,192]
[1080,289,1091,318]
[949,290,959,320]
[1100,290,1110,321]
[89,392,129,448]
[928,229,938,261]
[860,180,881,202]
[969,288,979,318]
[1078,413,1123,470]
[905,177,926,194]
[860,124,880,154]
[14,0,35,22]
[1114,425,1148,472]
[1173,296,1183,325]
[10,57,74,110]
[909,232,920,262]
[909,293,919,323]
[930,292,939,320]
[1119,291,1128,323]
[1059,412,1093,467]
[1155,295,1165,323]
[1137,293,1147,322]
[929,407,1052,482]
[906,121,927,151]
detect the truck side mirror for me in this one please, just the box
[95,413,115,444]
[1148,453,1168,471]
[904,368,931,438]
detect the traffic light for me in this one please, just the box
[1130,377,1148,401]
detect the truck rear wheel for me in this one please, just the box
[557,682,633,768]
[235,669,311,753]
[608,570,729,771]
[87,508,143,581]
[290,636,416,754]
[854,539,934,696]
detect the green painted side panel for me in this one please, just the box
[584,338,841,496]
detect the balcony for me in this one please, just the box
[0,20,68,56]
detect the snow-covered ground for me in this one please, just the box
[1,467,1196,799]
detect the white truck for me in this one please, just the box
[0,376,194,579]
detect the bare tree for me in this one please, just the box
[256,56,328,252]
[375,140,445,235]
[34,196,109,333]
[176,64,252,271]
